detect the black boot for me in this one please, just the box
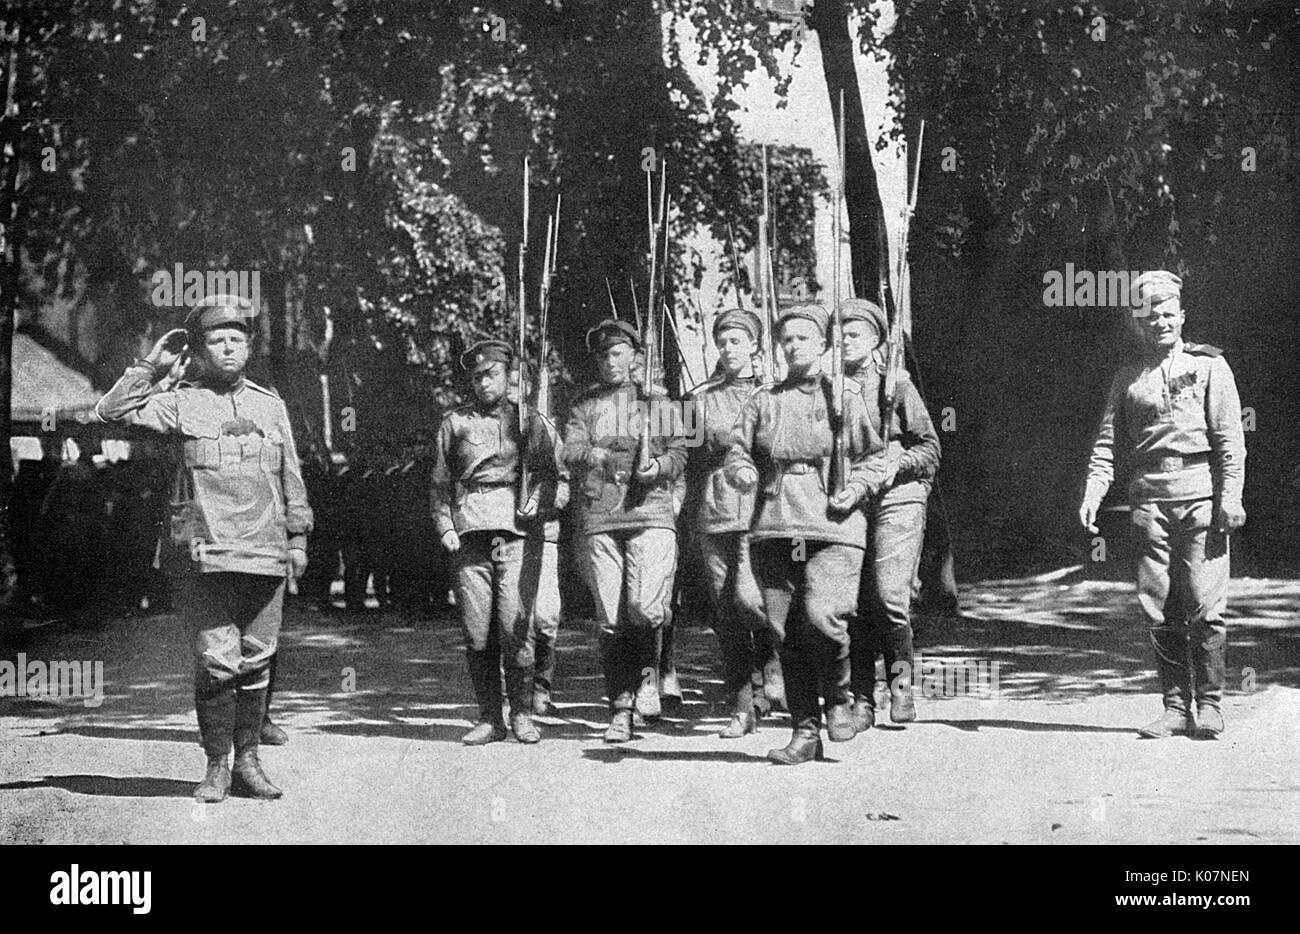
[1139,623,1193,738]
[231,687,282,799]
[505,667,541,744]
[194,685,235,803]
[720,682,758,739]
[885,626,917,723]
[766,726,824,765]
[824,644,856,742]
[1191,620,1227,739]
[463,648,507,744]
[260,652,288,745]
[533,629,557,716]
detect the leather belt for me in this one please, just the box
[1145,452,1209,472]
[779,461,822,475]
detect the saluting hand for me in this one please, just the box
[146,328,189,377]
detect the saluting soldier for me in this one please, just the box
[95,294,312,802]
[431,340,568,745]
[725,304,887,764]
[685,308,784,738]
[839,299,941,730]
[563,320,688,743]
[1080,271,1246,739]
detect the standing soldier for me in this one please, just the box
[1080,271,1246,739]
[685,308,783,738]
[95,294,312,801]
[839,299,941,730]
[726,304,887,764]
[563,320,688,743]
[431,340,567,745]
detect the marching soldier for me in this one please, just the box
[95,294,312,802]
[431,340,567,745]
[1080,271,1246,739]
[563,320,688,743]
[726,304,887,764]
[840,299,941,730]
[685,308,784,738]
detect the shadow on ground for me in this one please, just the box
[2,569,1297,747]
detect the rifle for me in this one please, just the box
[516,154,531,512]
[758,145,779,382]
[882,120,924,482]
[830,89,848,495]
[638,159,668,474]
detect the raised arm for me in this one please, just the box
[95,329,187,432]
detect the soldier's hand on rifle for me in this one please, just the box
[288,547,308,580]
[146,328,189,380]
[588,446,611,468]
[1078,500,1100,535]
[517,489,541,522]
[635,458,660,482]
[1214,502,1246,534]
[441,529,462,553]
[731,466,758,493]
[828,488,859,515]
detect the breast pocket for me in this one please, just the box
[178,412,223,469]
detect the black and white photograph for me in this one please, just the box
[0,0,1295,872]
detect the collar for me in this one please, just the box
[783,372,822,395]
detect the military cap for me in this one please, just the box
[1131,270,1182,310]
[460,339,514,373]
[185,293,256,334]
[712,307,763,343]
[585,318,640,353]
[776,303,830,341]
[838,298,887,337]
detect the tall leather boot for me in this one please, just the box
[757,628,786,713]
[1139,622,1193,738]
[260,652,288,746]
[1191,621,1227,739]
[601,630,636,742]
[634,628,662,718]
[231,687,282,799]
[463,648,507,745]
[505,666,541,744]
[823,641,856,742]
[533,629,556,716]
[720,681,757,739]
[769,644,823,762]
[194,683,235,803]
[658,624,683,714]
[884,624,917,723]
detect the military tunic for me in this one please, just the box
[563,381,688,713]
[431,401,567,720]
[1083,340,1246,712]
[725,372,887,734]
[847,362,942,708]
[95,363,313,691]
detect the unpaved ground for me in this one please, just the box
[2,570,1298,844]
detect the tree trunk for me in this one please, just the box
[809,0,884,297]
[0,17,24,612]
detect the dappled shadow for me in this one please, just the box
[2,574,1297,746]
[0,774,193,798]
